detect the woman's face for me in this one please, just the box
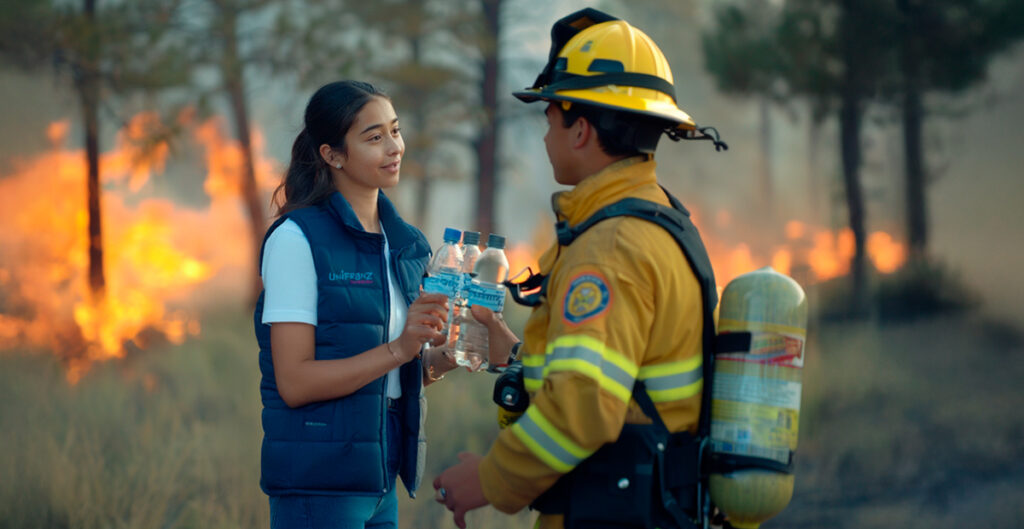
[334,96,404,191]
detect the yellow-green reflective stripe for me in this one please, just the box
[544,358,632,403]
[541,336,638,403]
[510,406,590,472]
[646,379,702,402]
[638,356,703,402]
[546,335,638,376]
[522,354,545,367]
[523,353,546,392]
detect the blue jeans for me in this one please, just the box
[269,491,397,529]
[269,405,403,529]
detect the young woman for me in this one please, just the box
[254,80,457,528]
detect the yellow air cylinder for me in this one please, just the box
[709,267,807,529]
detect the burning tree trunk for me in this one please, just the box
[220,2,265,303]
[79,0,105,297]
[474,0,501,237]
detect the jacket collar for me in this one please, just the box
[325,190,420,251]
[552,155,658,225]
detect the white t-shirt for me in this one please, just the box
[261,219,406,399]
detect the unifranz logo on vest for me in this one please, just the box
[329,270,375,285]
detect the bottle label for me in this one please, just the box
[422,272,462,297]
[466,283,505,312]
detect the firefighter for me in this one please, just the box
[433,8,725,529]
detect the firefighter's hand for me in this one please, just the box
[433,452,489,529]
[469,305,520,366]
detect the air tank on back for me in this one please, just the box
[709,267,808,529]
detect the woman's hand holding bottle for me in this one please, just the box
[390,293,449,363]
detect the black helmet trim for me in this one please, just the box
[542,70,678,103]
[532,8,621,90]
[511,92,682,125]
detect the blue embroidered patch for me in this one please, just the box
[563,273,610,324]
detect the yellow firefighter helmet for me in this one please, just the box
[514,9,697,131]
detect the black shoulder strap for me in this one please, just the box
[555,188,718,441]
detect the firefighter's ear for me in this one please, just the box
[571,116,590,149]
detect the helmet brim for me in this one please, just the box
[512,89,697,131]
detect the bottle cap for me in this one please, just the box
[462,231,481,245]
[443,227,461,243]
[486,234,506,249]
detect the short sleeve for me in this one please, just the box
[260,219,318,326]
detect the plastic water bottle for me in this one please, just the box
[448,231,483,349]
[460,231,483,283]
[454,234,509,371]
[422,227,463,338]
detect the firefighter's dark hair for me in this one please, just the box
[559,103,669,155]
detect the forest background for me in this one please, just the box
[1,0,1023,527]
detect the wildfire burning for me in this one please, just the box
[0,109,906,384]
[0,112,276,383]
[504,210,907,298]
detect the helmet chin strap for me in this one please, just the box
[667,126,729,152]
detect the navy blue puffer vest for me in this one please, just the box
[254,191,431,497]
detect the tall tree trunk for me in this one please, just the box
[474,0,501,237]
[839,0,868,314]
[81,0,104,298]
[410,7,431,230]
[900,1,927,264]
[807,114,822,225]
[221,3,265,303]
[758,97,774,217]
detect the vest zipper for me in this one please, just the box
[380,235,391,493]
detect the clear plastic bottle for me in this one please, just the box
[422,227,463,338]
[448,231,482,350]
[454,234,509,371]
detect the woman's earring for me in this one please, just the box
[335,163,341,169]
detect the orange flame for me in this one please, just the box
[0,113,278,383]
[504,209,907,296]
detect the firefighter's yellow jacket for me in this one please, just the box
[478,156,705,527]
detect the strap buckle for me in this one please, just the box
[504,268,547,308]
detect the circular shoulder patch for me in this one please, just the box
[563,273,611,325]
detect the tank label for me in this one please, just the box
[718,331,804,368]
[712,374,801,410]
[711,338,804,464]
[711,398,800,463]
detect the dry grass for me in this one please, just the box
[0,307,535,529]
[1,304,1021,528]
[777,314,1024,529]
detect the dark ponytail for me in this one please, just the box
[273,80,390,215]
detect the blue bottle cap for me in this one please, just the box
[486,234,506,249]
[443,227,461,243]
